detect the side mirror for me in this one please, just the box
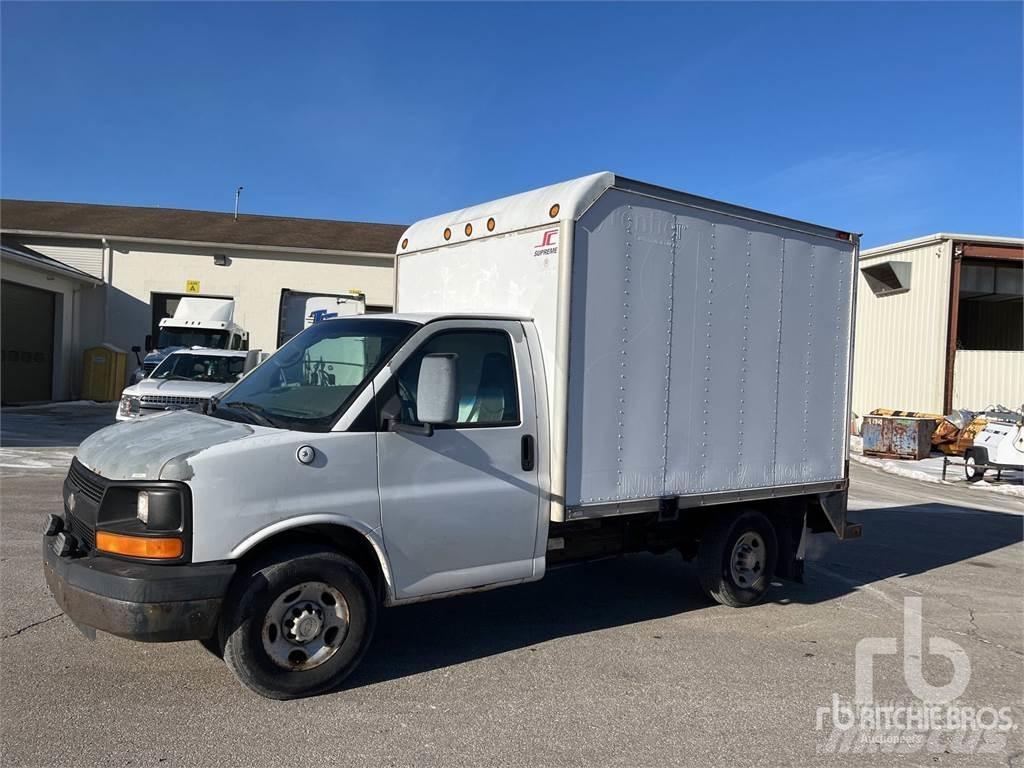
[415,353,459,426]
[243,349,262,374]
[144,334,153,351]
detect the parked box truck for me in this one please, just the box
[44,173,860,699]
[129,297,250,383]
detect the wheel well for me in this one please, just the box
[235,524,388,603]
[689,501,806,581]
[967,446,988,464]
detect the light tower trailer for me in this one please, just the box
[44,173,860,699]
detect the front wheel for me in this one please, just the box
[696,509,778,607]
[964,449,986,483]
[221,545,377,700]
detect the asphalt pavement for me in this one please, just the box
[1,406,1021,767]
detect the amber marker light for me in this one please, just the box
[549,203,560,218]
[401,238,409,250]
[487,217,496,232]
[465,223,473,237]
[96,531,183,559]
[443,227,452,241]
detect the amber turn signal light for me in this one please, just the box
[96,531,183,559]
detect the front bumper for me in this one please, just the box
[43,534,235,642]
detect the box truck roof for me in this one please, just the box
[397,172,853,254]
[172,297,235,323]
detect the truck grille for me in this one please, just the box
[64,458,105,552]
[65,510,95,551]
[67,458,104,504]
[140,394,205,409]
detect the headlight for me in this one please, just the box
[136,491,149,524]
[99,486,184,532]
[118,394,141,417]
[93,484,190,561]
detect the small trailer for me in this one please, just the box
[45,173,860,699]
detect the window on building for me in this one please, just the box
[861,260,912,296]
[956,259,1023,351]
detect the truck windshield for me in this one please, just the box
[212,318,416,431]
[152,353,245,384]
[157,327,230,349]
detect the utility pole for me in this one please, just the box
[234,186,244,221]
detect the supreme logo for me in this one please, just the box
[534,228,559,257]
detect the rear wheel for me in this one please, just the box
[221,544,377,700]
[197,635,223,659]
[964,449,986,483]
[697,509,778,607]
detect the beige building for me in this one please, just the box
[852,233,1023,417]
[1,200,402,403]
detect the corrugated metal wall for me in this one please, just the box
[953,350,1024,410]
[23,241,104,279]
[851,239,952,416]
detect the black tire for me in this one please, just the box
[197,635,223,659]
[696,509,778,608]
[221,544,377,700]
[964,449,986,483]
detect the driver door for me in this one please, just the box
[376,320,543,600]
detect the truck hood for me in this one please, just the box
[125,378,233,399]
[76,410,256,481]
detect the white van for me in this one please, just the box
[44,173,860,699]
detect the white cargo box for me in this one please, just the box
[396,173,857,520]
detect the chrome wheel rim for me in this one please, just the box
[262,581,350,671]
[729,531,765,588]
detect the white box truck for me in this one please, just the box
[129,297,250,383]
[44,173,860,699]
[277,289,367,347]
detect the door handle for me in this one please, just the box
[521,434,535,472]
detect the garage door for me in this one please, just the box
[2,280,56,403]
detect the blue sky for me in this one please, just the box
[2,2,1021,247]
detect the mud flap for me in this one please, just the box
[817,490,861,540]
[71,619,96,640]
[773,511,806,583]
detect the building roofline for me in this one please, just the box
[862,233,1024,259]
[0,242,103,285]
[0,228,395,260]
[1,197,396,229]
[0,198,405,256]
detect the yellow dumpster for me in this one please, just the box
[82,344,127,401]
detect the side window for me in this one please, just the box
[230,334,242,350]
[397,331,520,427]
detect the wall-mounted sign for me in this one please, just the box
[185,280,201,294]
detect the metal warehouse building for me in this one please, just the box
[0,200,403,403]
[852,233,1023,417]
